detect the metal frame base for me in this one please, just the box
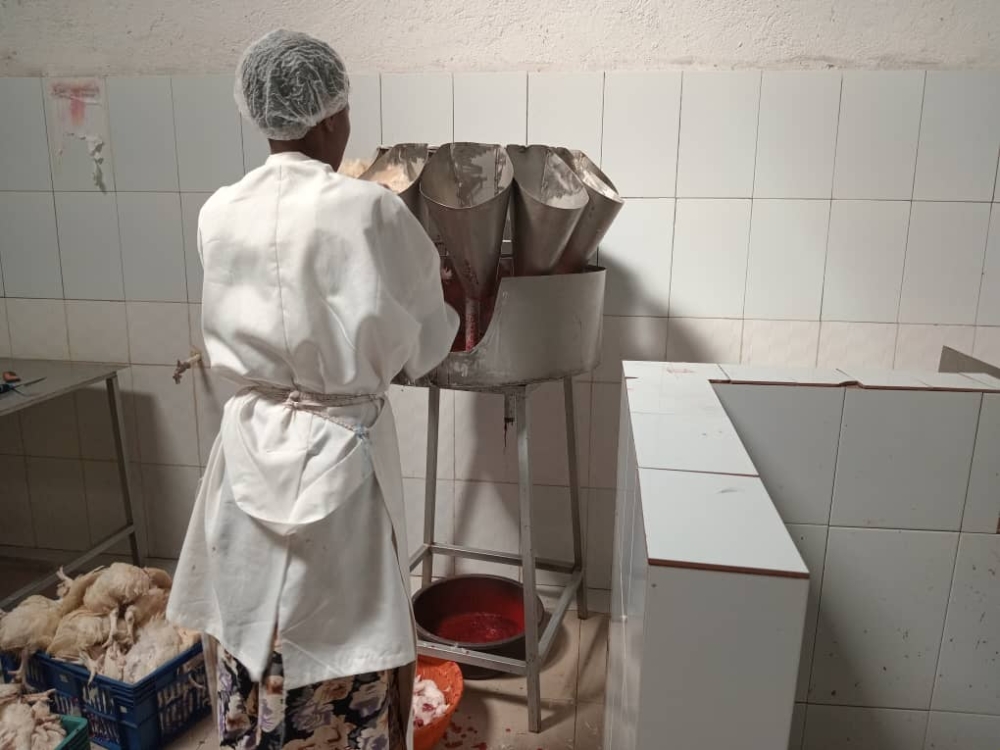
[0,374,141,609]
[408,377,588,733]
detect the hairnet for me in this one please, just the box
[235,29,350,141]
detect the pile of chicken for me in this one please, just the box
[0,564,199,686]
[412,676,449,729]
[0,684,66,750]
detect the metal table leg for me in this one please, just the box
[564,377,589,619]
[513,389,542,733]
[421,387,441,587]
[107,374,141,565]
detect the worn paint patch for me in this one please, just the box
[49,80,100,126]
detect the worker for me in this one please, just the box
[166,29,459,750]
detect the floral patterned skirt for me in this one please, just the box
[215,640,404,750]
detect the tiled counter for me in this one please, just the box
[606,362,1000,750]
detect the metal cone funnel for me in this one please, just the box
[359,143,430,223]
[420,143,514,349]
[506,145,589,276]
[554,148,623,272]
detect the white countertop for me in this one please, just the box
[621,361,1000,579]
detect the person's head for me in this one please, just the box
[235,29,351,169]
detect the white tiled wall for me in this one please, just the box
[0,70,998,599]
[716,383,1000,750]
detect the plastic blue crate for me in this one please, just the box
[1,652,48,691]
[38,643,210,750]
[56,715,90,750]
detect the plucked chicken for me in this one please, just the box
[2,563,200,687]
[0,686,65,750]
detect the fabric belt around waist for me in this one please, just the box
[247,385,382,410]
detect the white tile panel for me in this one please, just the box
[635,566,806,750]
[803,706,928,750]
[20,394,80,458]
[665,318,744,364]
[894,325,977,371]
[786,524,829,702]
[130,364,199,467]
[741,320,820,367]
[594,316,668,384]
[963,393,1000,533]
[117,192,187,302]
[598,198,673,317]
[107,76,179,191]
[381,73,453,145]
[453,72,527,145]
[913,71,1000,202]
[924,712,1000,750]
[7,299,69,360]
[66,301,128,363]
[54,191,124,301]
[27,457,89,551]
[527,72,604,160]
[754,71,841,199]
[126,302,190,365]
[345,73,382,159]
[0,192,63,299]
[745,199,830,320]
[638,469,807,575]
[900,201,991,325]
[388,385,455,480]
[601,71,681,197]
[978,207,1000,326]
[817,322,897,369]
[714,384,843,525]
[180,193,209,303]
[676,71,761,198]
[822,200,910,323]
[171,75,244,192]
[810,528,958,708]
[670,199,751,318]
[832,388,980,530]
[403,477,455,577]
[0,455,35,547]
[832,71,924,200]
[44,77,115,192]
[141,463,201,558]
[932,533,1000,714]
[0,78,52,191]
[630,406,757,475]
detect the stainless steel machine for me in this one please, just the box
[371,142,622,732]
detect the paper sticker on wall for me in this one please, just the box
[45,77,115,192]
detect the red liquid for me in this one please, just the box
[435,612,522,643]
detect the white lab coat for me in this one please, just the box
[167,152,459,742]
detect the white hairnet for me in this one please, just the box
[235,29,350,141]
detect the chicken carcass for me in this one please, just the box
[124,587,169,643]
[337,158,373,179]
[122,618,197,684]
[46,609,111,662]
[82,564,152,615]
[55,566,105,616]
[143,568,172,592]
[0,596,61,683]
[0,688,65,750]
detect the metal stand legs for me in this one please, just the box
[408,378,588,733]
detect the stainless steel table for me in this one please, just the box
[0,359,140,608]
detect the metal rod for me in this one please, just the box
[464,297,479,351]
[408,544,430,571]
[422,543,574,572]
[514,389,542,733]
[107,374,141,565]
[0,525,136,609]
[422,387,441,586]
[564,376,589,619]
[539,569,582,661]
[416,641,528,675]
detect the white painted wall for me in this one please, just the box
[3,0,1000,76]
